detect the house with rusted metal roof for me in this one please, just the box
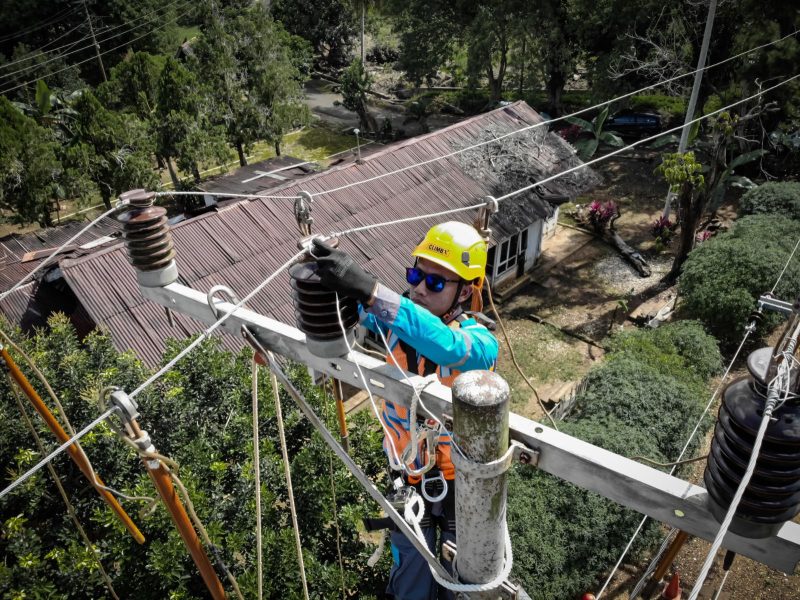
[59,101,599,367]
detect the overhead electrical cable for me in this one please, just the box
[0,6,195,96]
[0,6,80,44]
[4,67,798,516]
[598,230,800,598]
[0,0,191,81]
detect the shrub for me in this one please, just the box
[739,182,800,220]
[606,320,722,382]
[679,215,800,347]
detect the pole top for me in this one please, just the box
[452,370,509,408]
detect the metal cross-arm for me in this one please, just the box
[141,282,800,574]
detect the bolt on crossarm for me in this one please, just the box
[0,345,145,544]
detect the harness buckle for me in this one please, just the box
[421,470,448,503]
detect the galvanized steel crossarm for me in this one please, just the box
[141,281,800,574]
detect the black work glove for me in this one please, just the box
[312,239,378,303]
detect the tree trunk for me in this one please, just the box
[607,213,651,277]
[274,141,281,156]
[518,37,526,98]
[166,157,180,189]
[156,154,165,169]
[547,70,566,116]
[667,182,701,281]
[236,142,247,167]
[192,164,201,184]
[360,2,366,63]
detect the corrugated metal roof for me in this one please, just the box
[199,156,317,200]
[61,102,599,367]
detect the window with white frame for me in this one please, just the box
[496,233,519,276]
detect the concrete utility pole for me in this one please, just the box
[81,0,107,82]
[452,371,511,595]
[662,0,718,219]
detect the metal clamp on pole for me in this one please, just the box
[758,292,795,317]
[294,191,314,237]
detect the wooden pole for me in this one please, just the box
[130,421,227,600]
[331,378,350,452]
[1,347,145,544]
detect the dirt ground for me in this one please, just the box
[492,150,800,599]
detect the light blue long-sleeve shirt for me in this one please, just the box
[360,284,498,371]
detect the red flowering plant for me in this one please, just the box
[696,230,713,244]
[557,124,582,143]
[650,215,679,250]
[587,200,618,232]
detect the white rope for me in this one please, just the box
[128,250,304,400]
[267,360,310,600]
[712,568,731,600]
[0,205,119,302]
[307,29,800,201]
[0,407,116,499]
[332,294,405,471]
[251,358,264,600]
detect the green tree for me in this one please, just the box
[0,96,61,226]
[154,57,228,185]
[341,58,377,132]
[67,90,158,208]
[272,0,357,68]
[191,6,311,164]
[679,214,800,347]
[565,105,624,160]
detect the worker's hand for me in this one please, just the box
[312,239,378,304]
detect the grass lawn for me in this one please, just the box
[159,124,359,188]
[494,317,590,410]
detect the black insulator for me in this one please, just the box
[117,193,176,272]
[289,262,359,357]
[704,347,800,538]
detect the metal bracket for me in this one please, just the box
[139,281,800,573]
[293,191,314,236]
[758,293,795,316]
[106,388,139,425]
[477,195,499,241]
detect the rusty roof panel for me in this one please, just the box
[61,102,599,366]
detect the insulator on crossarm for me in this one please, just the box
[116,190,179,288]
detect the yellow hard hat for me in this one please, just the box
[411,221,488,284]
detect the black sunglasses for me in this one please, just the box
[406,266,460,293]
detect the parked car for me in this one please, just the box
[606,111,662,137]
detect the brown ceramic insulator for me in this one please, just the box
[118,205,176,271]
[289,262,359,340]
[127,189,156,208]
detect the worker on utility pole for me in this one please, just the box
[312,221,498,600]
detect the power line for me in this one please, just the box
[0,205,119,303]
[0,0,190,81]
[301,28,800,202]
[0,407,116,501]
[597,227,800,598]
[0,5,195,96]
[0,7,80,45]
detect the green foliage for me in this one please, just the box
[679,215,800,346]
[509,324,718,597]
[607,320,722,382]
[565,105,624,160]
[273,0,357,68]
[0,315,388,598]
[0,96,61,226]
[740,182,800,220]
[655,151,705,194]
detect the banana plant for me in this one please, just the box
[565,105,624,160]
[11,80,78,142]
